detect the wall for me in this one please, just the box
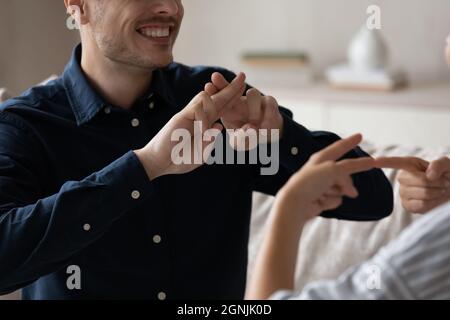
[1,0,449,92]
[0,0,79,94]
[174,0,450,85]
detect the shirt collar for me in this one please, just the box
[62,44,177,126]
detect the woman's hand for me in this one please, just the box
[246,134,375,300]
[274,134,375,223]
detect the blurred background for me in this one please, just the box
[0,0,449,148]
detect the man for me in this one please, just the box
[0,0,392,300]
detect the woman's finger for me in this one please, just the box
[375,157,429,172]
[311,134,363,164]
[336,157,375,176]
[320,196,344,211]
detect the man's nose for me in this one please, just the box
[152,0,180,16]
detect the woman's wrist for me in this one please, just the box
[273,189,319,226]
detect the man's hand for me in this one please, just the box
[375,156,450,214]
[205,72,284,149]
[274,134,375,222]
[135,73,246,180]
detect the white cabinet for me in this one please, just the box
[263,83,450,148]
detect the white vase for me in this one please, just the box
[348,26,388,71]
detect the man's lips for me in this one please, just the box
[138,27,170,38]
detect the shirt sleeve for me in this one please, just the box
[270,202,450,300]
[0,112,155,294]
[269,256,409,300]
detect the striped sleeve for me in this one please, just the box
[271,201,450,300]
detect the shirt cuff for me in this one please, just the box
[67,151,154,243]
[278,114,319,172]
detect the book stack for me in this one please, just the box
[326,64,407,91]
[240,51,314,88]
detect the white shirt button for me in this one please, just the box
[131,190,141,200]
[104,107,111,114]
[291,147,299,156]
[83,224,91,232]
[157,292,167,300]
[153,235,162,244]
[149,102,155,110]
[131,118,140,127]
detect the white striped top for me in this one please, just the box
[271,201,450,300]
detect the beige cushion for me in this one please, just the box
[248,142,450,291]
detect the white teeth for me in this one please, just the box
[139,27,170,38]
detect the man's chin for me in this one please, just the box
[124,54,174,70]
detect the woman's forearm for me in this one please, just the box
[246,198,308,300]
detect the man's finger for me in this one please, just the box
[400,186,448,201]
[261,96,279,121]
[211,72,230,91]
[311,134,363,163]
[211,72,246,111]
[404,198,448,214]
[247,88,262,124]
[211,72,246,110]
[374,157,429,172]
[426,157,450,181]
[205,82,218,96]
[201,92,220,125]
[398,170,449,188]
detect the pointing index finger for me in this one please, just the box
[336,157,376,176]
[313,134,363,163]
[374,157,429,172]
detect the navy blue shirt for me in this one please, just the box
[0,45,393,300]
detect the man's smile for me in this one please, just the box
[136,24,175,45]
